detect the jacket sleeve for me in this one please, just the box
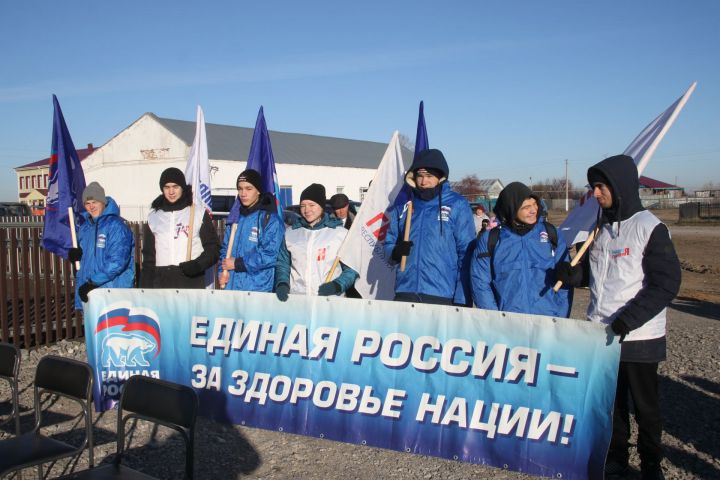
[89,219,134,286]
[140,222,156,288]
[470,230,499,310]
[274,236,291,288]
[616,223,681,330]
[453,202,477,305]
[243,214,283,273]
[193,212,221,271]
[335,262,359,293]
[383,205,402,265]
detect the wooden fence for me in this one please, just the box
[0,217,226,349]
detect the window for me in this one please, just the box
[19,177,24,189]
[44,174,48,187]
[359,187,369,201]
[31,176,35,188]
[336,186,344,194]
[279,186,293,208]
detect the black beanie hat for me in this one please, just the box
[236,169,263,193]
[300,183,326,207]
[159,167,187,191]
[329,193,349,209]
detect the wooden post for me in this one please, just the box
[553,227,598,292]
[400,202,413,272]
[219,223,238,289]
[67,207,80,270]
[186,203,196,261]
[324,256,341,283]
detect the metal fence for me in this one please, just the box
[679,201,720,222]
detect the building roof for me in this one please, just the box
[16,145,96,170]
[19,189,48,199]
[639,176,680,189]
[153,114,413,169]
[477,178,504,189]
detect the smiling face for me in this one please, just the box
[237,181,261,208]
[300,200,323,225]
[162,183,183,204]
[84,199,105,219]
[593,182,613,209]
[515,197,538,225]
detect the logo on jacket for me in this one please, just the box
[317,247,327,261]
[439,206,451,222]
[610,247,630,259]
[96,233,107,249]
[249,226,259,243]
[95,303,161,400]
[540,231,549,243]
[174,222,190,239]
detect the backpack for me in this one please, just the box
[478,222,558,275]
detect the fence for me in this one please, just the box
[679,201,720,222]
[0,217,226,349]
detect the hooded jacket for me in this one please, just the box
[74,197,135,309]
[275,213,359,296]
[385,151,475,304]
[586,155,681,362]
[471,183,571,317]
[219,193,283,292]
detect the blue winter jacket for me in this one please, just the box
[219,208,284,292]
[384,183,476,304]
[471,218,572,317]
[75,197,135,309]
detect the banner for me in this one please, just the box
[184,105,212,215]
[85,289,619,479]
[560,82,697,246]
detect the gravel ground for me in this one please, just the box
[1,289,718,479]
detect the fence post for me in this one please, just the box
[0,229,8,343]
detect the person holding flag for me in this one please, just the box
[274,183,358,301]
[383,149,475,305]
[217,169,283,291]
[140,167,220,289]
[69,182,134,309]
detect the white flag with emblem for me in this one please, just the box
[184,105,212,214]
[337,131,406,300]
[560,82,697,245]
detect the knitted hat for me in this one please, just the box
[236,169,263,193]
[159,167,187,190]
[300,183,326,207]
[82,182,106,205]
[329,193,349,209]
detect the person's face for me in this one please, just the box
[334,204,349,219]
[415,171,440,189]
[593,182,613,208]
[516,197,538,225]
[300,200,323,225]
[237,181,261,207]
[84,200,105,219]
[475,208,485,217]
[162,183,183,204]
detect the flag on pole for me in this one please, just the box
[336,132,406,300]
[184,105,212,215]
[227,106,282,223]
[42,95,86,258]
[414,100,429,162]
[559,82,697,245]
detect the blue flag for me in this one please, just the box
[413,100,429,162]
[42,95,86,258]
[227,106,282,224]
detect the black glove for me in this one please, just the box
[234,257,247,272]
[611,318,630,343]
[68,247,83,262]
[318,281,342,296]
[555,262,583,287]
[79,282,98,303]
[391,240,414,262]
[275,283,290,302]
[179,260,204,278]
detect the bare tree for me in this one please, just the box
[531,177,582,199]
[451,174,484,198]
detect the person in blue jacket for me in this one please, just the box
[384,149,476,305]
[218,169,283,292]
[68,182,135,310]
[471,182,572,317]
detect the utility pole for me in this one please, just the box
[529,176,533,190]
[565,159,569,212]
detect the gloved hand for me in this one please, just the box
[68,247,83,262]
[555,262,583,287]
[179,260,204,277]
[276,283,290,302]
[318,281,342,296]
[391,240,414,262]
[79,282,98,302]
[611,318,630,343]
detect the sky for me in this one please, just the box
[1,1,719,201]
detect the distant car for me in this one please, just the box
[0,202,32,217]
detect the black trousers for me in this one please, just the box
[608,361,663,467]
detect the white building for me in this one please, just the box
[81,113,412,221]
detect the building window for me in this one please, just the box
[31,176,35,188]
[44,174,48,187]
[19,177,23,189]
[359,187,369,201]
[336,186,344,194]
[279,186,293,209]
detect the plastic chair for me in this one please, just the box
[0,343,21,436]
[59,375,199,479]
[0,355,94,478]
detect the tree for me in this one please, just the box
[451,174,484,198]
[531,177,581,199]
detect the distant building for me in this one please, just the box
[638,176,684,198]
[476,179,504,199]
[14,144,96,215]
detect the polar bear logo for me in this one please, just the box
[101,334,156,368]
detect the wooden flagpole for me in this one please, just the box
[399,202,413,272]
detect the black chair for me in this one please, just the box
[0,355,94,478]
[60,375,199,479]
[0,343,21,436]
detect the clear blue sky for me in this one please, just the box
[1,1,718,201]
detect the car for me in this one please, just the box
[0,202,32,217]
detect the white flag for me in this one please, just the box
[184,105,212,214]
[560,82,697,245]
[337,131,406,300]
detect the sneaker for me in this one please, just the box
[604,459,629,477]
[641,464,665,480]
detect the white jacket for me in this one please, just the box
[147,206,205,266]
[285,226,347,295]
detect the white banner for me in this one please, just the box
[184,105,212,214]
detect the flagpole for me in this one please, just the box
[67,207,80,270]
[219,223,238,289]
[553,225,598,292]
[324,257,341,283]
[186,203,196,261]
[399,202,413,272]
